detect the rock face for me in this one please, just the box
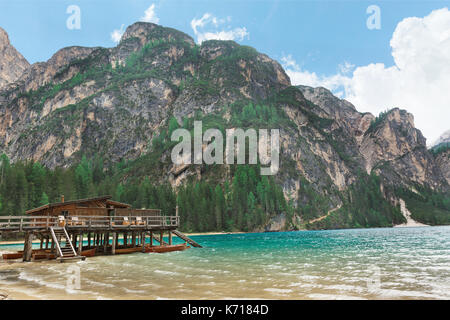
[0,22,448,229]
[432,130,450,185]
[435,150,450,185]
[0,27,29,89]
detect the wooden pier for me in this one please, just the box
[0,196,199,262]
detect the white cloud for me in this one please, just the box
[140,4,159,24]
[110,24,125,43]
[281,54,352,98]
[190,13,249,44]
[282,8,450,143]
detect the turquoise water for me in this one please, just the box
[1,226,449,299]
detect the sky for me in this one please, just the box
[0,0,449,144]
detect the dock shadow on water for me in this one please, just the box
[1,226,450,300]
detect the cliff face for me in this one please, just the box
[0,27,29,90]
[432,130,450,185]
[0,22,448,229]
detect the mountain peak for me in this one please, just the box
[0,26,30,89]
[120,22,195,47]
[0,27,10,47]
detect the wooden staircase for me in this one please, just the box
[50,227,85,262]
[151,233,168,246]
[172,230,202,248]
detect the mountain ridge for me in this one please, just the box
[0,22,449,231]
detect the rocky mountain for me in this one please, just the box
[431,130,450,186]
[0,27,29,90]
[0,22,449,230]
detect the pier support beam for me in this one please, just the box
[96,233,100,247]
[141,232,146,253]
[78,233,83,255]
[160,231,163,246]
[23,232,33,262]
[132,232,136,248]
[168,231,172,245]
[51,236,55,253]
[112,232,116,255]
[150,231,153,247]
[104,233,109,253]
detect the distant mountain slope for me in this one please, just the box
[432,129,450,147]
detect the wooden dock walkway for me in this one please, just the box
[0,214,201,262]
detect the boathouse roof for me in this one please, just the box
[25,195,131,215]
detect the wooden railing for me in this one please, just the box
[0,216,58,231]
[0,215,179,231]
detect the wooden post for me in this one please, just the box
[160,230,163,246]
[116,232,119,247]
[88,232,91,248]
[45,237,49,250]
[23,232,33,262]
[51,236,55,253]
[168,231,172,245]
[40,236,44,250]
[104,232,109,253]
[78,233,83,255]
[124,233,128,246]
[132,232,136,248]
[141,232,146,253]
[112,232,116,255]
[72,233,77,249]
[150,231,153,247]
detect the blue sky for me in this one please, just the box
[0,0,449,142]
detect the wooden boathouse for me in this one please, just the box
[0,195,201,262]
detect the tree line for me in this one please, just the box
[0,154,286,232]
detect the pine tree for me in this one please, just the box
[214,185,225,230]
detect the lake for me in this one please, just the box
[1,226,449,299]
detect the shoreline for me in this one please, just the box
[0,231,246,246]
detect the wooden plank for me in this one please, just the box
[23,232,33,262]
[112,232,116,255]
[172,230,202,248]
[78,233,83,255]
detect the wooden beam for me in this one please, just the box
[51,236,55,253]
[78,233,83,255]
[160,230,163,246]
[150,231,153,247]
[168,231,172,245]
[141,232,146,253]
[104,233,109,253]
[112,232,116,255]
[23,232,33,262]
